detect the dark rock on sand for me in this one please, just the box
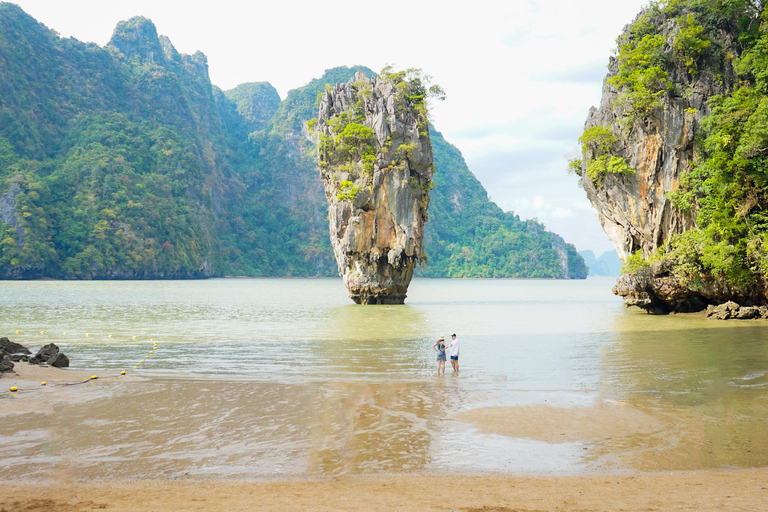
[0,349,14,373]
[29,343,70,367]
[0,337,31,355]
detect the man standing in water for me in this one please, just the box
[449,333,459,373]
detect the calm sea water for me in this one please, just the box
[1,278,767,479]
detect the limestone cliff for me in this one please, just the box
[315,71,434,304]
[581,11,736,261]
[576,2,762,312]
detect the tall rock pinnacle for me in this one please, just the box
[314,70,435,304]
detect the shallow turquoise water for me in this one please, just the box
[1,278,766,479]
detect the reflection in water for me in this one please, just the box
[1,278,767,479]
[0,379,464,479]
[314,304,430,376]
[301,305,439,475]
[593,312,768,470]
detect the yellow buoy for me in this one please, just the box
[41,381,46,386]
[40,330,45,335]
[132,336,136,340]
[10,387,18,392]
[151,338,154,341]
[90,375,98,380]
[133,366,138,369]
[86,333,90,337]
[145,355,149,358]
[63,332,67,335]
[149,351,153,354]
[139,361,143,364]
[120,371,126,375]
[15,330,19,334]
[108,335,113,338]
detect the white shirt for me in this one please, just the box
[450,337,459,356]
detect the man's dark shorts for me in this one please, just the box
[450,355,458,361]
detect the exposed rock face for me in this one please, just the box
[582,20,735,261]
[316,71,433,304]
[580,7,742,312]
[612,262,764,314]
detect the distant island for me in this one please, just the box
[578,250,621,277]
[0,4,586,280]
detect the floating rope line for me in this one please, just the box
[3,337,161,396]
[58,375,121,387]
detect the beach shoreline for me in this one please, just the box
[2,469,766,511]
[4,362,768,511]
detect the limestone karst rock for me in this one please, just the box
[315,71,434,304]
[579,18,726,263]
[576,3,757,312]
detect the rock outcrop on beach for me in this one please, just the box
[0,337,31,357]
[0,350,14,373]
[577,1,768,313]
[611,261,766,314]
[29,343,70,367]
[314,71,435,304]
[0,338,69,370]
[1,337,29,374]
[706,301,768,320]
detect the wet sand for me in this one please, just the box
[3,366,768,511]
[451,402,670,443]
[4,361,99,385]
[1,469,767,511]
[2,363,138,415]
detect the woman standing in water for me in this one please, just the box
[432,336,447,375]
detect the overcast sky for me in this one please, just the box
[9,0,650,255]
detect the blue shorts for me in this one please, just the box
[450,355,458,361]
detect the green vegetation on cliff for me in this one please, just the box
[670,3,768,288]
[605,0,768,291]
[570,126,635,185]
[0,4,585,280]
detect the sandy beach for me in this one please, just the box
[1,469,767,511]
